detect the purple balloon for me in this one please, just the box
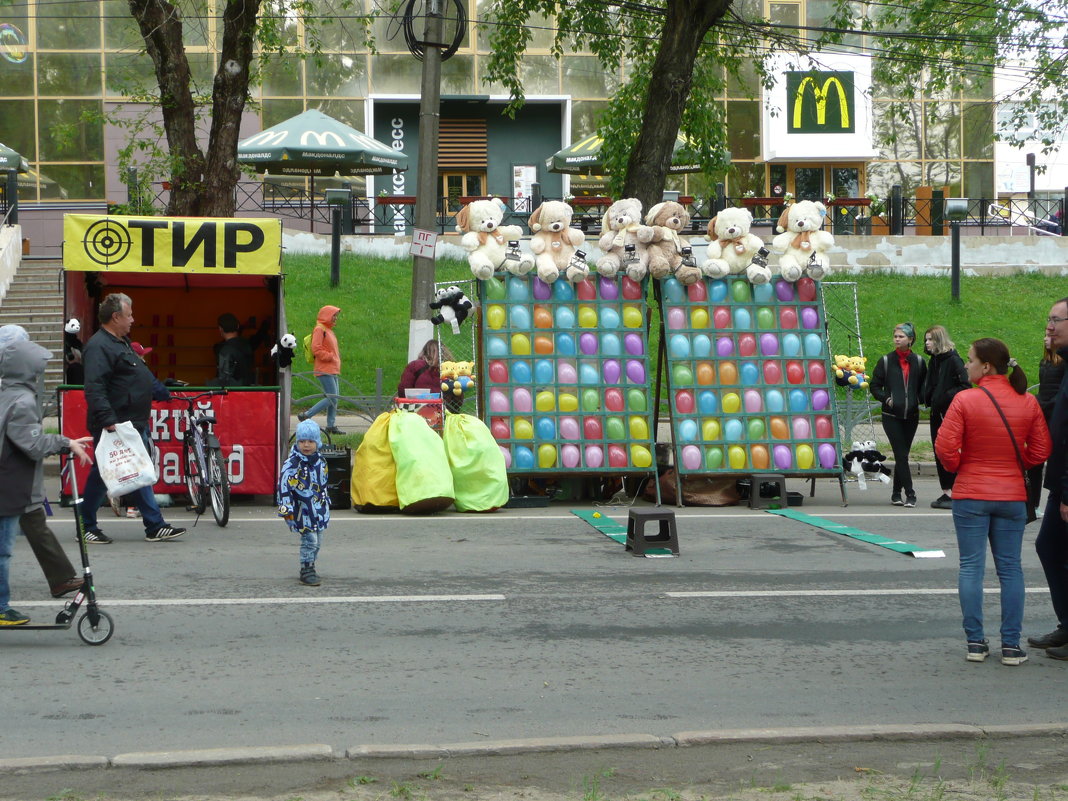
[598,276,619,300]
[775,280,795,302]
[681,445,702,471]
[760,333,779,356]
[624,333,644,355]
[812,389,830,410]
[532,277,552,300]
[773,444,793,470]
[818,443,837,468]
[579,332,599,354]
[603,360,621,383]
[801,307,819,329]
[716,336,735,357]
[626,359,646,384]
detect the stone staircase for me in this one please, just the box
[0,259,66,400]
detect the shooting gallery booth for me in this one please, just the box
[59,214,288,498]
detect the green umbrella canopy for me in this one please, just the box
[0,141,29,173]
[546,133,724,176]
[237,109,408,176]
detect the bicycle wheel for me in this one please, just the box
[184,437,207,514]
[208,447,230,527]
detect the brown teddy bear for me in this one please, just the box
[644,201,700,284]
[528,200,587,284]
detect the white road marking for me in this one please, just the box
[16,594,506,608]
[668,588,1051,598]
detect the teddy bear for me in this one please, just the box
[833,354,870,389]
[596,197,656,282]
[772,199,834,282]
[700,207,769,284]
[429,285,474,335]
[270,333,297,369]
[456,199,533,280]
[527,200,587,284]
[843,440,891,490]
[642,201,696,283]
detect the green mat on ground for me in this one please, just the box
[571,509,674,556]
[766,508,945,558]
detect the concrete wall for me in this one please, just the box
[0,223,22,300]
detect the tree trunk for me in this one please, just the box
[622,0,731,212]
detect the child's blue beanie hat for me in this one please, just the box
[295,419,322,445]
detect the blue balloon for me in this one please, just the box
[662,277,685,302]
[579,362,600,384]
[789,389,809,412]
[510,305,531,329]
[753,282,775,303]
[507,277,529,301]
[600,307,621,329]
[709,280,728,302]
[536,417,556,439]
[555,306,576,328]
[514,446,535,469]
[692,334,712,358]
[487,336,508,356]
[600,333,622,356]
[678,419,699,442]
[670,334,691,359]
[555,332,576,356]
[697,390,719,415]
[534,359,554,384]
[782,333,801,357]
[766,389,785,412]
[552,280,574,301]
[740,361,759,385]
[734,308,752,329]
[803,333,824,357]
[724,418,744,442]
[511,360,532,384]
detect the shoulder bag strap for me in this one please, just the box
[977,385,1027,476]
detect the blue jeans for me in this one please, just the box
[299,529,323,565]
[81,428,165,533]
[304,374,339,427]
[0,515,19,612]
[953,498,1027,647]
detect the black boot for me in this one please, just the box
[299,563,320,586]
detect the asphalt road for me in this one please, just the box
[3,472,1066,764]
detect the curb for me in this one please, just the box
[4,724,1067,775]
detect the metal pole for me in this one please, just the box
[1027,153,1036,202]
[950,221,961,301]
[6,170,18,225]
[890,184,902,235]
[330,207,341,287]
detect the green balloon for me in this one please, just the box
[606,417,626,440]
[747,418,766,439]
[484,277,506,300]
[756,307,775,329]
[582,389,601,412]
[672,365,694,385]
[731,279,751,303]
[627,389,647,412]
[705,447,724,469]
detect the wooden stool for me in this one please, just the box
[626,508,679,556]
[748,473,787,509]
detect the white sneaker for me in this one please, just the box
[109,495,123,517]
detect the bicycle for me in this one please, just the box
[176,390,230,527]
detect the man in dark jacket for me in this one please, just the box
[1030,296,1068,660]
[209,313,254,387]
[80,293,186,544]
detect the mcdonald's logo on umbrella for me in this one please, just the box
[786,71,855,134]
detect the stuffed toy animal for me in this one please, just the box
[596,197,656,282]
[440,360,476,397]
[843,440,892,490]
[701,207,769,283]
[528,200,586,284]
[63,317,84,384]
[456,199,532,280]
[643,201,694,282]
[833,354,869,389]
[772,200,834,282]
[429,285,474,335]
[271,333,297,369]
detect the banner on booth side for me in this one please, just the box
[63,214,283,275]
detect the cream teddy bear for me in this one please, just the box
[596,197,655,282]
[771,199,833,282]
[644,201,700,284]
[528,200,587,284]
[456,199,532,280]
[701,207,769,283]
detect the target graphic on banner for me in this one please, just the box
[82,219,133,267]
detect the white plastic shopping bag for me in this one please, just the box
[95,421,157,498]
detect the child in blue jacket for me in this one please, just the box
[277,419,330,586]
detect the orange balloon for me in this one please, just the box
[534,335,554,355]
[750,444,770,470]
[769,416,789,440]
[696,362,715,385]
[719,361,738,384]
[533,306,553,329]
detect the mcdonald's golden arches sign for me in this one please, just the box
[785,71,855,134]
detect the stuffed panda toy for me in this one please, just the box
[63,318,84,384]
[429,285,474,335]
[271,333,297,369]
[843,439,892,490]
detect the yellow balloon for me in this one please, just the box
[559,392,578,412]
[630,445,653,468]
[511,333,531,355]
[701,418,721,440]
[623,305,644,328]
[578,306,598,328]
[538,444,558,469]
[690,307,709,329]
[514,418,533,439]
[750,444,770,470]
[796,444,814,469]
[487,305,505,330]
[722,392,741,414]
[728,445,748,470]
[535,391,556,412]
[629,416,649,439]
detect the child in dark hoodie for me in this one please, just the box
[277,419,330,586]
[0,325,92,625]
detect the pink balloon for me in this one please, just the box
[561,444,581,468]
[681,445,702,470]
[814,415,833,439]
[818,443,837,468]
[513,387,532,412]
[667,307,686,330]
[625,360,646,384]
[743,389,763,413]
[584,445,604,468]
[579,333,599,354]
[605,388,625,412]
[603,360,621,383]
[608,444,628,467]
[584,417,603,439]
[490,418,510,439]
[558,362,578,384]
[713,307,731,328]
[675,390,695,414]
[779,307,798,329]
[791,417,811,439]
[559,417,580,439]
[812,389,830,410]
[688,281,707,302]
[808,361,827,384]
[488,360,508,383]
[576,279,596,300]
[760,333,779,356]
[489,389,509,413]
[738,333,757,357]
[773,444,793,470]
[499,446,512,468]
[532,277,552,300]
[763,360,783,383]
[786,360,804,384]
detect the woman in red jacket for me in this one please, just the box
[935,338,1051,666]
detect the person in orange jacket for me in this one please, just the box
[298,306,343,435]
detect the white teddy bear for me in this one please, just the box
[701,207,769,284]
[456,199,532,280]
[771,199,834,282]
[528,200,587,284]
[596,197,656,282]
